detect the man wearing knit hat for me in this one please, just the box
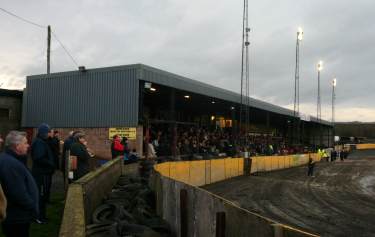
[31,123,55,223]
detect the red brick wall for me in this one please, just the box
[32,126,144,160]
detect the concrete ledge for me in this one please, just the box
[59,158,140,237]
[59,184,85,237]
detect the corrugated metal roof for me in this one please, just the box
[23,63,332,127]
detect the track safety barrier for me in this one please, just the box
[152,154,321,237]
[356,144,375,150]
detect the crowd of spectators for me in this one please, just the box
[148,126,311,160]
[0,124,96,237]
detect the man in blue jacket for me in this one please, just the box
[0,131,39,237]
[31,123,55,223]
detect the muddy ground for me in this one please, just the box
[204,150,375,237]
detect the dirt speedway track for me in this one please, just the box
[204,150,375,237]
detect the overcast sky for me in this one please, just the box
[1,0,374,122]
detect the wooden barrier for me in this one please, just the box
[154,154,320,187]
[155,158,244,186]
[356,144,375,150]
[151,169,320,237]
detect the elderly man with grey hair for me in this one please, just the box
[0,131,39,237]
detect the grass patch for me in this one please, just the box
[0,192,65,237]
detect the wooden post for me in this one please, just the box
[180,189,188,237]
[64,150,70,193]
[216,212,226,237]
[47,25,51,74]
[244,158,252,176]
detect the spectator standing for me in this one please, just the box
[31,123,55,223]
[70,132,92,181]
[307,157,315,177]
[111,135,124,159]
[61,131,75,179]
[0,131,39,237]
[48,130,61,170]
[147,141,157,159]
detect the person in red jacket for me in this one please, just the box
[111,135,124,159]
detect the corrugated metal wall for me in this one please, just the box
[22,64,331,128]
[22,67,139,127]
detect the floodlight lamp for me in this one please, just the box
[332,78,337,87]
[317,61,323,71]
[297,27,303,41]
[211,101,215,104]
[150,87,156,91]
[184,95,190,99]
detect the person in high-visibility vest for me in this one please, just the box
[317,149,322,159]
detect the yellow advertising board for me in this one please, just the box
[108,127,137,140]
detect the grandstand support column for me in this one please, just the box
[231,105,236,136]
[170,88,177,157]
[266,112,270,131]
[301,121,305,145]
[139,81,145,123]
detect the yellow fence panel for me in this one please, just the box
[277,156,285,170]
[210,159,226,183]
[173,162,190,184]
[356,144,375,150]
[252,157,258,172]
[205,160,211,184]
[271,156,278,170]
[224,159,232,179]
[257,157,266,172]
[155,162,170,177]
[265,157,273,171]
[189,161,207,186]
[238,158,244,175]
[168,162,177,180]
[154,154,320,186]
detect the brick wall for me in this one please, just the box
[32,126,144,160]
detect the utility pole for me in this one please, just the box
[293,28,303,145]
[317,61,323,146]
[239,0,250,143]
[47,25,51,74]
[332,78,337,146]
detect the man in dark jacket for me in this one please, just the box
[31,123,55,223]
[48,130,60,170]
[0,131,39,237]
[70,132,91,181]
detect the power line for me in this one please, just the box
[0,7,79,68]
[0,7,45,28]
[51,31,79,67]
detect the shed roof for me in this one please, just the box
[28,63,332,126]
